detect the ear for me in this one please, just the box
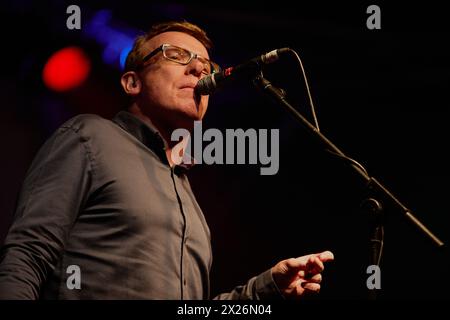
[120,71,141,96]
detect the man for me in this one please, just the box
[0,21,334,299]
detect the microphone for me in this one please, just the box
[195,48,290,95]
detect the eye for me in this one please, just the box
[165,48,189,62]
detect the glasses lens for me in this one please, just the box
[163,46,191,64]
[195,57,212,75]
[197,57,222,75]
[210,62,221,74]
[162,45,220,75]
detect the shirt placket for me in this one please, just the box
[170,166,188,299]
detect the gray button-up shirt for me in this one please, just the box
[0,111,280,300]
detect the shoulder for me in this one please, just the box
[53,114,131,157]
[59,114,113,133]
[55,113,122,142]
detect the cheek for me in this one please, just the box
[144,72,175,104]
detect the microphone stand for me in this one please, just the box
[252,74,444,299]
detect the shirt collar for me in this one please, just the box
[112,110,193,174]
[112,110,168,164]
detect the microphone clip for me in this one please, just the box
[253,73,286,100]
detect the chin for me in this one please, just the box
[171,112,199,132]
[184,103,203,119]
[168,101,203,128]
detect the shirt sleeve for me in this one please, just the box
[0,124,93,299]
[212,268,284,300]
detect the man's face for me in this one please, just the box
[137,31,211,131]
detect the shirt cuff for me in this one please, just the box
[254,268,285,300]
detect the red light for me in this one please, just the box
[42,46,91,92]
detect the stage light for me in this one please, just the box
[120,44,132,70]
[42,46,91,92]
[84,10,136,70]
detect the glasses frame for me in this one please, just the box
[139,43,220,75]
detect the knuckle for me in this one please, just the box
[286,258,297,267]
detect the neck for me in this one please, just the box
[127,103,189,167]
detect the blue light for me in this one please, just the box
[83,10,138,69]
[120,45,133,70]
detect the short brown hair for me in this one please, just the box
[124,21,213,73]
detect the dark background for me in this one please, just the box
[0,1,449,299]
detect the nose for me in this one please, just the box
[186,57,206,78]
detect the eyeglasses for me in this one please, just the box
[139,43,220,75]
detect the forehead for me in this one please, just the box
[144,31,209,59]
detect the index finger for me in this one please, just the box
[306,256,324,275]
[317,251,334,263]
